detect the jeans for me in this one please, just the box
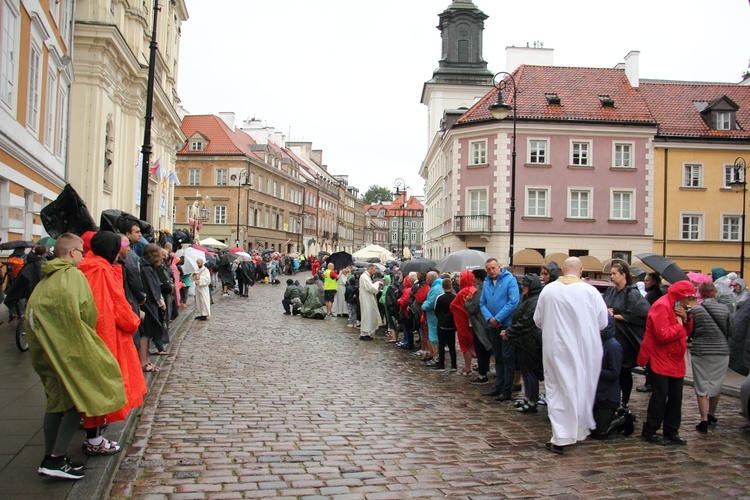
[437,328,457,368]
[489,325,515,393]
[282,298,293,314]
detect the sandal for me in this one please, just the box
[142,363,161,372]
[544,442,564,454]
[155,351,168,356]
[82,437,121,456]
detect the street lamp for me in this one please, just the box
[731,157,748,278]
[139,0,161,222]
[230,169,252,248]
[394,178,409,258]
[488,71,518,268]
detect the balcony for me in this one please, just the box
[453,215,491,240]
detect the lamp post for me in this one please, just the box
[230,169,251,248]
[731,157,748,278]
[488,71,518,268]
[139,0,161,222]
[394,178,408,258]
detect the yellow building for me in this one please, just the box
[67,0,187,227]
[0,0,73,242]
[642,82,750,275]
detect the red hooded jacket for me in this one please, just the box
[637,280,695,378]
[450,270,476,352]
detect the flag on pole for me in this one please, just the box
[149,156,162,176]
[168,172,181,186]
[285,238,291,245]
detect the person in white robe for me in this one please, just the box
[332,268,350,316]
[358,264,382,340]
[533,257,608,453]
[193,259,211,320]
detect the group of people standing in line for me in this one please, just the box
[286,255,750,454]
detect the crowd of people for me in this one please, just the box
[287,255,750,454]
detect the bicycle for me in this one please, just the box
[1,263,28,352]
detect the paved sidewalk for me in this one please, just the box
[0,298,196,500]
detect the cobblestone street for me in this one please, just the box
[109,275,750,499]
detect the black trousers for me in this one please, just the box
[591,400,619,438]
[474,332,492,377]
[643,372,683,436]
[437,328,457,368]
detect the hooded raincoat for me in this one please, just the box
[450,270,476,353]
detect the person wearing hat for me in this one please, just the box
[637,280,696,445]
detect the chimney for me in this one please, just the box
[241,117,263,129]
[624,51,640,89]
[311,149,323,167]
[273,131,285,148]
[218,112,235,131]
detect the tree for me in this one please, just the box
[363,185,393,204]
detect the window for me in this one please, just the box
[470,140,486,165]
[411,232,416,241]
[571,141,590,166]
[569,249,589,257]
[411,220,416,228]
[715,111,731,130]
[526,188,549,217]
[724,163,743,188]
[273,181,277,197]
[722,215,741,241]
[0,0,19,108]
[529,139,547,164]
[280,184,285,200]
[568,189,591,218]
[215,169,227,186]
[266,178,270,194]
[683,164,702,188]
[44,70,56,147]
[612,251,632,264]
[680,214,703,240]
[214,205,227,224]
[189,141,203,151]
[55,87,67,158]
[188,169,200,186]
[392,233,398,242]
[468,189,487,216]
[27,44,42,132]
[611,190,634,220]
[613,143,632,168]
[391,221,397,228]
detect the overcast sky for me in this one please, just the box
[177,1,749,197]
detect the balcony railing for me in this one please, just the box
[453,215,491,232]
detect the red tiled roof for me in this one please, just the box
[639,81,750,138]
[179,115,259,156]
[458,65,655,125]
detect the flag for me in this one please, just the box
[285,238,291,245]
[149,156,162,176]
[168,172,181,186]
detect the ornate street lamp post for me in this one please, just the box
[394,178,408,258]
[230,170,251,248]
[489,71,518,268]
[731,157,748,278]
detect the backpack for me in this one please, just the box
[7,256,24,279]
[408,281,422,318]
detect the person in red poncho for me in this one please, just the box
[78,231,147,456]
[450,270,476,376]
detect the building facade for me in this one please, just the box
[0,0,73,242]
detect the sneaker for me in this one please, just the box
[469,376,489,385]
[635,384,652,393]
[38,456,85,480]
[516,403,538,413]
[411,350,424,356]
[537,396,547,406]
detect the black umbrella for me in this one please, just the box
[635,253,689,284]
[318,251,330,258]
[400,258,438,274]
[261,249,275,255]
[100,209,154,242]
[436,249,491,273]
[353,260,386,272]
[328,251,353,271]
[40,184,98,238]
[0,240,35,250]
[366,257,381,263]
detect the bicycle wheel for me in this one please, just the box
[15,316,28,352]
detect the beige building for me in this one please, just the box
[67,0,187,227]
[0,0,73,242]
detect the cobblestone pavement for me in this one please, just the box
[110,275,750,499]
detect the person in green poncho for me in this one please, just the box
[26,233,127,480]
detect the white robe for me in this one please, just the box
[359,272,381,335]
[332,274,349,316]
[194,266,211,317]
[534,277,608,446]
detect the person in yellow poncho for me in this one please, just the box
[26,233,126,480]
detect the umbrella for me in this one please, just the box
[687,272,712,284]
[0,240,36,250]
[40,184,98,238]
[99,209,153,242]
[436,249,491,273]
[35,236,56,247]
[353,260,386,272]
[229,247,244,253]
[318,251,330,258]
[352,244,394,263]
[175,247,206,275]
[328,251,353,271]
[401,258,438,274]
[262,249,275,256]
[200,237,228,248]
[629,266,647,280]
[366,257,381,263]
[635,253,689,284]
[227,251,253,262]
